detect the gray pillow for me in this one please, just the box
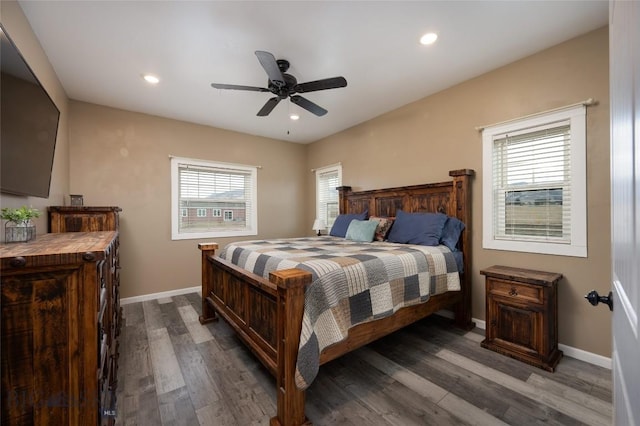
[345,219,378,242]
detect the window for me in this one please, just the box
[315,164,342,231]
[482,105,586,257]
[171,156,257,240]
[181,208,187,217]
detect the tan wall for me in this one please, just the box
[307,27,611,357]
[0,1,69,234]
[68,101,308,298]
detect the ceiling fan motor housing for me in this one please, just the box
[269,73,298,98]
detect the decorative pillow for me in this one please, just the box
[369,216,395,241]
[329,210,369,237]
[386,210,448,246]
[345,219,378,242]
[440,216,465,251]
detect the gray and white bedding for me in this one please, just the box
[218,236,461,389]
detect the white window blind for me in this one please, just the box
[315,164,342,230]
[482,104,586,257]
[493,124,570,242]
[171,157,257,240]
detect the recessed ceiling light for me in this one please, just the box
[142,74,160,84]
[290,113,300,121]
[420,32,438,45]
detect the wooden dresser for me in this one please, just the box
[1,231,120,425]
[480,265,563,372]
[48,206,121,233]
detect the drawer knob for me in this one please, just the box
[9,256,26,268]
[508,286,518,296]
[83,252,96,261]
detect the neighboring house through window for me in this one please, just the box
[315,163,342,232]
[482,104,587,257]
[171,156,258,240]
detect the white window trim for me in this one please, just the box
[315,163,342,231]
[482,105,587,257]
[171,156,258,240]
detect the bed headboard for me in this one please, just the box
[337,169,473,226]
[337,169,474,315]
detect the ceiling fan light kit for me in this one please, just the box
[211,50,347,117]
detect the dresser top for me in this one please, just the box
[480,265,563,286]
[48,206,122,212]
[1,231,117,268]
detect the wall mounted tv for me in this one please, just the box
[1,24,60,198]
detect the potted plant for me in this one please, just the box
[1,206,41,243]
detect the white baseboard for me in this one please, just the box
[120,286,201,305]
[557,344,612,369]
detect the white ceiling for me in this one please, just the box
[18,1,608,144]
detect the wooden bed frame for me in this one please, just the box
[198,169,474,426]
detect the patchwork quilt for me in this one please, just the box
[218,236,461,389]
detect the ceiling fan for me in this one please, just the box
[211,51,347,117]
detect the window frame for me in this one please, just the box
[315,164,342,232]
[171,156,258,240]
[482,105,587,257]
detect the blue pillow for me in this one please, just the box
[329,210,369,237]
[345,219,378,242]
[386,210,448,246]
[440,216,465,251]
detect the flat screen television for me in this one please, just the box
[1,24,60,198]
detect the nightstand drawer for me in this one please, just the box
[488,278,543,304]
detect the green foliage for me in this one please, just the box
[0,206,41,225]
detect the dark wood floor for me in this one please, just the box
[115,292,612,426]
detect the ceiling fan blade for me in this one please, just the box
[294,76,347,93]
[211,83,270,92]
[257,97,281,116]
[255,51,285,88]
[290,95,328,116]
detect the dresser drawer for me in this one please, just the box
[487,278,543,304]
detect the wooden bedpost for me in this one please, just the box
[337,186,353,215]
[269,269,313,426]
[449,169,475,330]
[198,242,219,324]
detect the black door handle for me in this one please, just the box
[585,290,613,311]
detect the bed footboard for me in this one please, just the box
[198,243,312,426]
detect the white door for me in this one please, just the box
[610,1,640,424]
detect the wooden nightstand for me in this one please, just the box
[480,265,563,372]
